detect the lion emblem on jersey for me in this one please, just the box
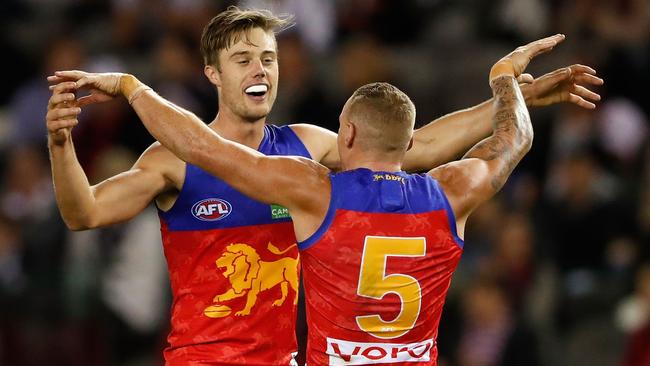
[204,243,299,317]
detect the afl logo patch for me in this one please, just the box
[191,198,232,221]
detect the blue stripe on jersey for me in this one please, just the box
[159,124,311,231]
[298,168,464,250]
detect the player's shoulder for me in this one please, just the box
[288,123,338,165]
[273,154,331,180]
[288,123,337,145]
[428,158,493,208]
[138,141,182,163]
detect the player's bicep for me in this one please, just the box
[89,169,164,226]
[88,147,174,227]
[239,155,330,212]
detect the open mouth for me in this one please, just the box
[244,84,268,99]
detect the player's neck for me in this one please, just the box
[342,158,402,173]
[208,112,266,150]
[341,149,403,173]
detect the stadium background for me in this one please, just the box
[0,0,648,365]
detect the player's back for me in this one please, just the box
[298,168,464,365]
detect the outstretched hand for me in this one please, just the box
[47,70,125,107]
[491,34,566,82]
[519,64,603,109]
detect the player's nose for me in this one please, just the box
[250,60,266,79]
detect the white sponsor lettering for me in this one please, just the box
[326,337,433,365]
[191,198,232,221]
[196,203,229,216]
[289,351,298,366]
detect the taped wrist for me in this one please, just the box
[127,85,153,105]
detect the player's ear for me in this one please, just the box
[204,65,221,87]
[345,121,356,148]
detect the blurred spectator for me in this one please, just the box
[543,151,625,274]
[240,0,336,53]
[597,98,648,174]
[0,214,24,297]
[454,277,539,366]
[151,33,215,122]
[270,33,338,127]
[6,37,85,147]
[63,146,168,365]
[486,213,537,308]
[0,145,68,365]
[618,263,650,366]
[337,0,426,45]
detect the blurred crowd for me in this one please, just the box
[0,0,648,365]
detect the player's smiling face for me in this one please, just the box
[215,28,279,123]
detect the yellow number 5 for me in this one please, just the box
[356,236,426,339]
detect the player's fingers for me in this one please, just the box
[75,77,94,89]
[47,75,64,84]
[77,94,106,107]
[48,92,76,108]
[47,75,76,84]
[572,84,601,102]
[46,107,81,121]
[525,34,565,58]
[568,93,596,109]
[531,68,570,91]
[517,73,534,84]
[573,73,604,85]
[49,81,77,92]
[47,118,79,131]
[567,64,597,75]
[54,70,87,81]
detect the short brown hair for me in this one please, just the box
[200,6,294,68]
[347,82,416,154]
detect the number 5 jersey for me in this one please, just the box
[298,168,464,366]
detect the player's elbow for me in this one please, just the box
[63,217,91,231]
[517,113,534,154]
[521,129,533,154]
[61,212,100,231]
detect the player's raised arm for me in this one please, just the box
[430,35,566,236]
[50,71,330,233]
[46,81,180,230]
[402,62,602,172]
[299,61,603,173]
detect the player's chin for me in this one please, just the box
[242,106,271,122]
[248,99,274,114]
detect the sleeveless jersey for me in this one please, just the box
[158,124,310,365]
[298,168,464,366]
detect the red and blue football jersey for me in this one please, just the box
[298,169,464,365]
[158,125,309,365]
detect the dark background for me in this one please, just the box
[0,0,648,365]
